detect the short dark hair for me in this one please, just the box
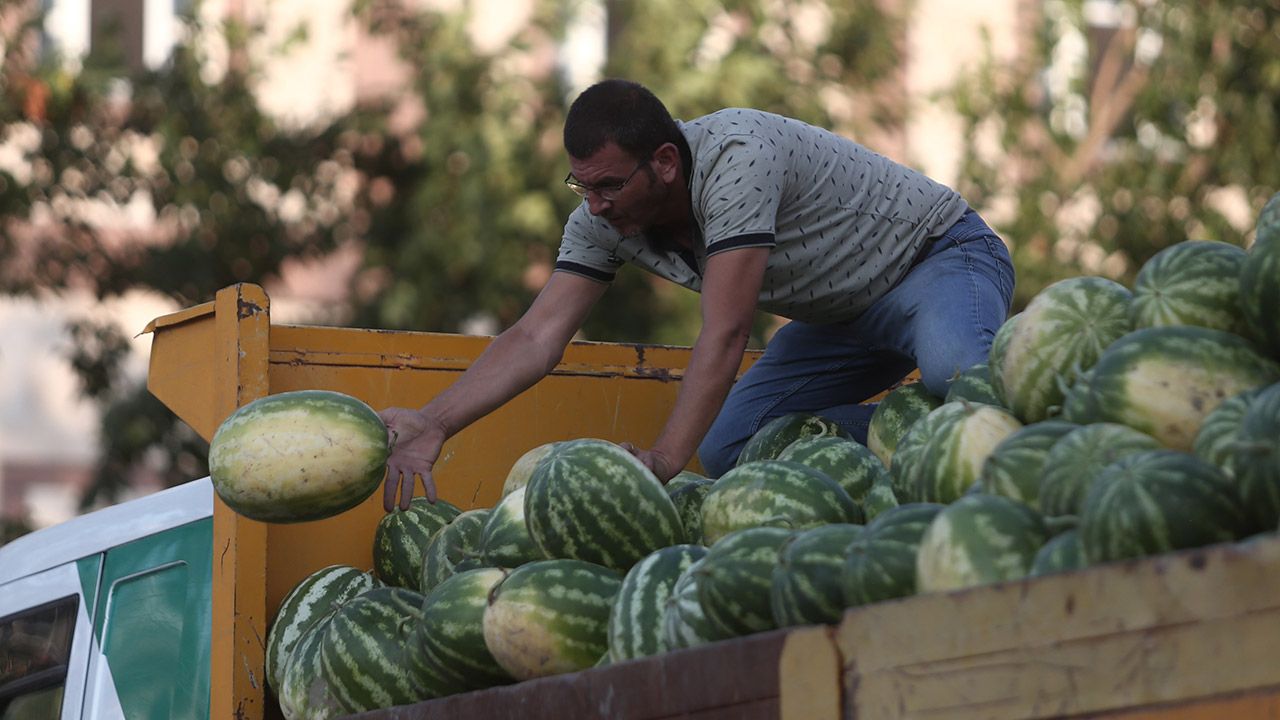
[564,79,682,160]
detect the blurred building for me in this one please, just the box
[1,0,1032,529]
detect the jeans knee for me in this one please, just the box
[697,429,740,479]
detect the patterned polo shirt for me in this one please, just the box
[555,108,968,324]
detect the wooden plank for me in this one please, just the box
[780,626,842,720]
[1086,685,1280,719]
[347,629,792,720]
[838,536,1280,720]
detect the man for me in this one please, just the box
[379,78,1013,511]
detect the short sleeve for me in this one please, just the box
[554,205,623,283]
[697,135,782,255]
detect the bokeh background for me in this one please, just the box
[1,0,1277,542]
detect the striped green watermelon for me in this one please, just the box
[415,567,513,692]
[945,363,1002,406]
[668,480,713,545]
[1080,450,1249,563]
[987,313,1020,406]
[1029,528,1085,577]
[501,442,559,497]
[266,565,380,698]
[777,435,889,507]
[1038,423,1162,518]
[979,420,1079,509]
[373,496,460,589]
[1231,382,1280,533]
[608,544,708,662]
[1240,192,1280,358]
[663,558,733,650]
[699,460,860,545]
[916,494,1049,593]
[480,485,546,569]
[1193,388,1264,476]
[1130,240,1249,335]
[861,476,899,521]
[867,382,944,469]
[737,413,852,466]
[278,614,342,720]
[842,503,944,607]
[891,402,1023,504]
[697,526,793,637]
[666,470,712,493]
[482,559,622,681]
[318,586,434,714]
[420,508,491,594]
[770,524,864,627]
[1060,365,1102,425]
[1075,326,1280,450]
[996,277,1133,424]
[208,390,389,523]
[524,439,684,571]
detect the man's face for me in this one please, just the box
[566,142,665,237]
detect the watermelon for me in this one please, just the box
[668,481,713,545]
[608,544,708,662]
[318,586,434,714]
[736,412,852,466]
[861,476,900,521]
[944,363,1002,406]
[1029,528,1086,577]
[373,496,460,589]
[842,503,944,607]
[1130,240,1250,335]
[986,313,1020,406]
[416,567,513,692]
[979,420,1079,509]
[501,442,559,497]
[482,559,622,681]
[776,435,889,506]
[1075,325,1280,450]
[867,382,944,468]
[1231,382,1280,533]
[1240,192,1280,357]
[1080,450,1249,563]
[699,460,860,545]
[480,485,546,569]
[1038,423,1162,518]
[662,558,732,650]
[696,526,793,637]
[916,494,1049,593]
[666,470,712,493]
[891,402,1023,503]
[770,524,864,627]
[524,439,684,571]
[208,390,389,523]
[266,565,380,698]
[278,614,342,720]
[996,276,1133,424]
[1192,388,1263,475]
[420,508,491,594]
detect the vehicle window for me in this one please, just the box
[0,595,78,720]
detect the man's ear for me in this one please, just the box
[652,142,682,183]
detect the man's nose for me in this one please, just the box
[586,192,611,215]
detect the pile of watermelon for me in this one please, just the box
[254,193,1280,718]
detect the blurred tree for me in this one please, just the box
[0,0,905,516]
[948,0,1280,309]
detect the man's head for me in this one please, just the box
[563,79,681,161]
[563,79,687,236]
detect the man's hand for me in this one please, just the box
[380,407,448,511]
[619,442,678,483]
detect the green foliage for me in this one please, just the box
[949,0,1280,309]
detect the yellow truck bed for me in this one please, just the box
[146,283,1280,720]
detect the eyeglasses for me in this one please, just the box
[564,160,647,202]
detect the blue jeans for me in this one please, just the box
[698,208,1015,477]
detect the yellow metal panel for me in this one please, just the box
[209,284,271,720]
[838,535,1280,719]
[144,301,220,441]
